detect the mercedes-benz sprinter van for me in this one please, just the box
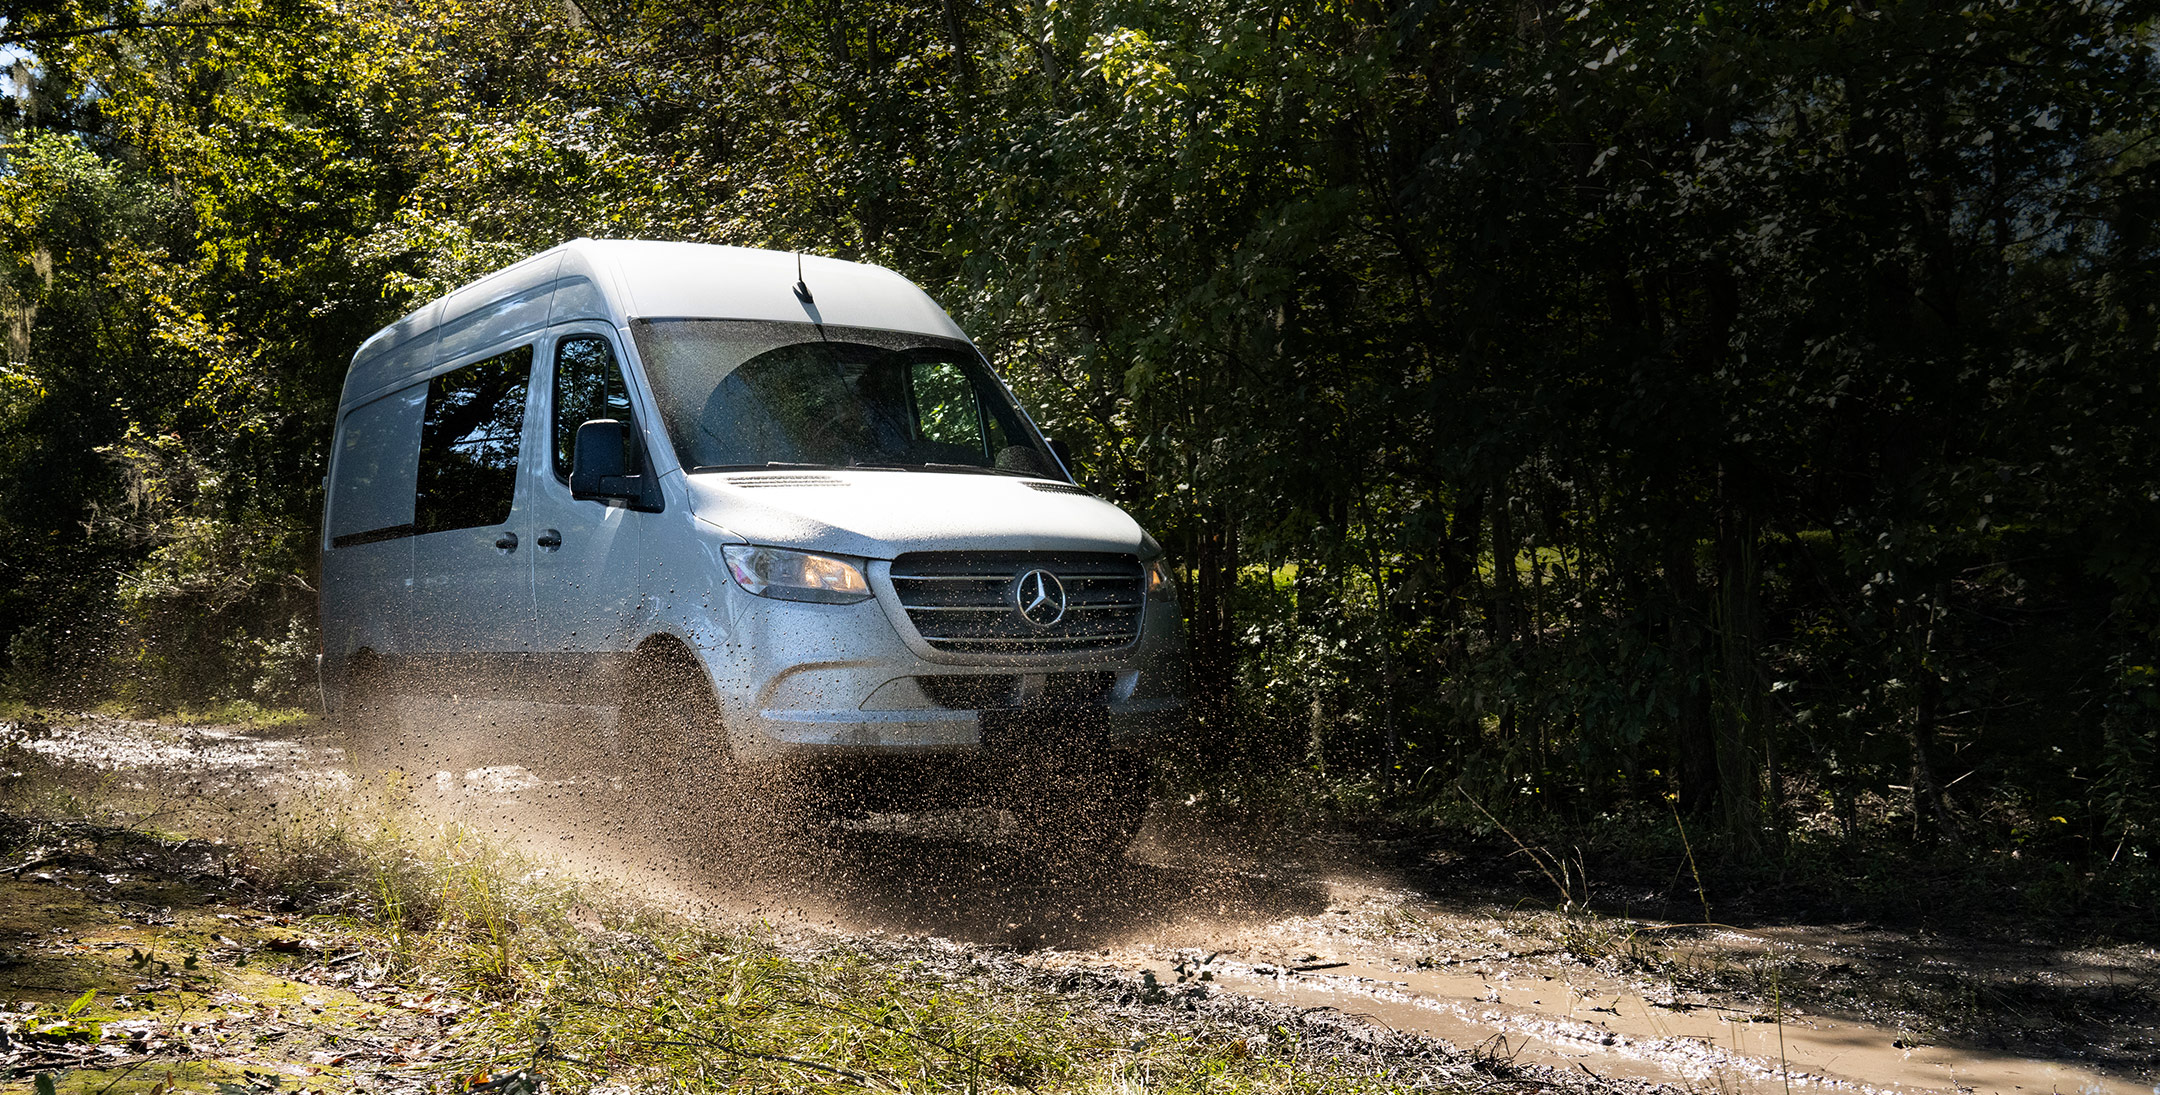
[318,239,1186,854]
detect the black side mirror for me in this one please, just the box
[570,419,633,502]
[1046,438,1077,481]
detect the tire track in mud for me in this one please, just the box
[7,712,2156,1095]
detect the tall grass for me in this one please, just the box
[222,794,1475,1094]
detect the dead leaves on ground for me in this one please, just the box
[1,861,480,1092]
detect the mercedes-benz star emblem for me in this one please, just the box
[1013,569,1068,628]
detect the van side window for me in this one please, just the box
[415,345,533,534]
[909,361,985,453]
[327,385,425,547]
[553,334,636,480]
[909,360,1022,460]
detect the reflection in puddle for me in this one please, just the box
[436,765,550,794]
[1122,948,2150,1094]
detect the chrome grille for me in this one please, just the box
[890,551,1144,653]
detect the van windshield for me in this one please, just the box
[630,319,1064,478]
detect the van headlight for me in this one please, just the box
[1145,558,1178,603]
[723,545,872,604]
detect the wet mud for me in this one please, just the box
[5,709,2156,1094]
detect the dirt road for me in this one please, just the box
[7,710,2155,1095]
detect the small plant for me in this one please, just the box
[1453,780,1589,909]
[17,989,104,1053]
[4,625,54,703]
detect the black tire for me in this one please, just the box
[616,645,730,817]
[1013,748,1152,866]
[615,647,825,859]
[335,654,400,778]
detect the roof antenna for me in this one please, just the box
[793,251,814,304]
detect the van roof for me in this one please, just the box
[340,239,968,411]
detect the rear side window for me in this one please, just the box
[552,334,637,480]
[415,346,533,534]
[328,385,425,547]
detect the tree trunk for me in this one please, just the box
[1445,487,1487,742]
[940,0,976,95]
[1489,484,1520,649]
[1907,594,1961,843]
[1714,489,1765,855]
[1489,483,1524,775]
[1187,511,1240,758]
[1666,531,1718,816]
[1295,558,1327,772]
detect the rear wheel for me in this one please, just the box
[335,654,399,777]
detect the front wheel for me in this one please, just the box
[616,646,730,817]
[615,648,823,859]
[1012,748,1152,865]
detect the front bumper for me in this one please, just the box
[709,580,1187,762]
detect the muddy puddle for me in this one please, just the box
[1104,903,2157,1095]
[5,711,2156,1095]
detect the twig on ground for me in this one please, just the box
[1,850,55,875]
[786,996,1027,1088]
[637,1036,897,1090]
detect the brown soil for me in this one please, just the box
[5,709,2155,1094]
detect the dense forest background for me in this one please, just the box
[0,0,2156,885]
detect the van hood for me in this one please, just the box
[682,470,1152,559]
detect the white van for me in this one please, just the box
[319,239,1185,853]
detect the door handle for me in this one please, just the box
[537,529,563,551]
[495,531,519,552]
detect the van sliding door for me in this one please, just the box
[403,344,539,694]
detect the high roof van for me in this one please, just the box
[319,240,1184,855]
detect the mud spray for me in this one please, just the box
[7,705,2157,1095]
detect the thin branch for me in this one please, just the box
[0,19,277,47]
[787,996,1029,1090]
[635,1037,894,1090]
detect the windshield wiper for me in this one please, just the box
[842,461,1040,477]
[688,462,845,473]
[922,462,1039,477]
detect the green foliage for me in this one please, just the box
[97,424,318,706]
[2098,659,2160,857]
[0,0,2154,877]
[4,622,53,702]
